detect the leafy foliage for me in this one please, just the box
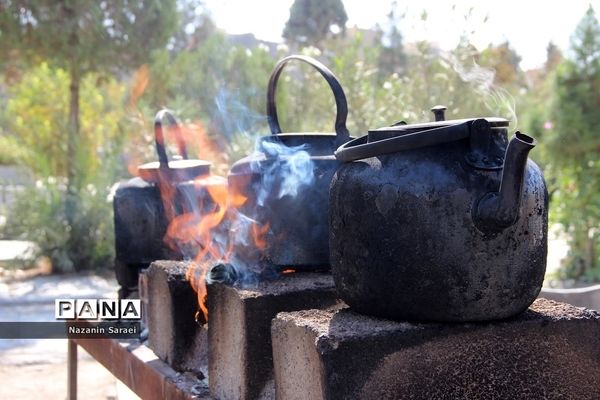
[479,41,524,86]
[0,0,177,270]
[0,63,129,271]
[543,6,600,280]
[283,0,348,48]
[377,1,407,77]
[1,177,115,272]
[0,2,598,281]
[0,0,177,76]
[0,63,128,178]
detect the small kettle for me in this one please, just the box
[228,55,352,270]
[330,105,548,322]
[113,110,226,295]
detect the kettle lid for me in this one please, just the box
[369,105,508,140]
[138,159,212,183]
[335,105,509,163]
[138,109,212,183]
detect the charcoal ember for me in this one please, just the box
[206,263,239,285]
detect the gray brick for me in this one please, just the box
[146,260,207,377]
[272,299,600,400]
[207,272,339,400]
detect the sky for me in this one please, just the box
[204,0,599,70]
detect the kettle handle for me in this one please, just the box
[154,109,189,167]
[335,121,471,162]
[267,55,350,146]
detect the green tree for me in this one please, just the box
[283,0,348,48]
[547,6,600,279]
[545,41,563,72]
[0,0,177,234]
[479,41,523,86]
[0,63,129,271]
[1,63,128,180]
[167,0,216,53]
[377,1,407,77]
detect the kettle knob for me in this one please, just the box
[431,105,447,122]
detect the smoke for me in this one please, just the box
[213,88,266,143]
[450,54,518,129]
[164,87,316,291]
[254,139,315,205]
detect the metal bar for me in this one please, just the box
[67,339,78,400]
[73,334,206,400]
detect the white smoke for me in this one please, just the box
[450,54,518,129]
[255,139,315,205]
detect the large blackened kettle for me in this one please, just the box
[330,106,548,322]
[113,110,225,297]
[228,55,351,270]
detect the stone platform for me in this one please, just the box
[207,272,339,400]
[272,299,600,400]
[145,261,207,377]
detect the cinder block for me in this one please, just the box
[138,270,149,326]
[272,299,600,400]
[207,272,339,400]
[540,285,600,311]
[146,260,207,376]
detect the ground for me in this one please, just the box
[0,259,139,400]
[0,357,127,399]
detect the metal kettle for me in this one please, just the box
[330,106,548,322]
[113,110,225,296]
[228,55,351,271]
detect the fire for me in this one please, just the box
[128,64,150,111]
[124,65,151,177]
[157,178,179,222]
[251,222,270,250]
[177,173,270,321]
[183,122,229,173]
[123,68,271,322]
[165,174,230,322]
[151,126,269,322]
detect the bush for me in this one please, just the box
[0,63,131,272]
[1,177,114,272]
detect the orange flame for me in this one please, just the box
[124,70,270,323]
[169,174,230,322]
[124,64,153,178]
[150,124,269,323]
[177,172,270,322]
[128,64,150,111]
[251,222,270,251]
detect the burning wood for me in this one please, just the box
[206,263,238,285]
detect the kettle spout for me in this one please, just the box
[474,132,536,231]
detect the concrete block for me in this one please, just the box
[207,272,339,400]
[146,260,207,376]
[540,284,600,311]
[138,269,149,326]
[272,299,600,400]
